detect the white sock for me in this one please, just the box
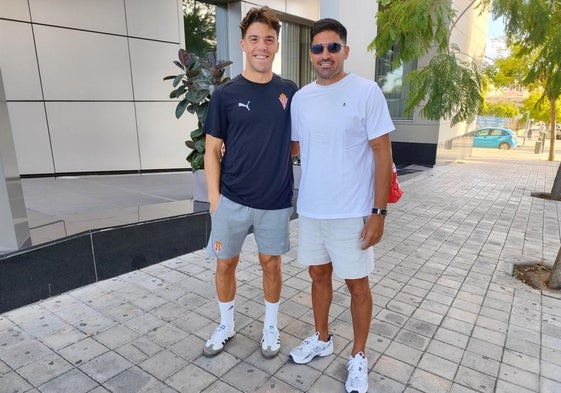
[264,300,279,328]
[219,300,235,329]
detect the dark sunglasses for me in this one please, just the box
[310,42,344,55]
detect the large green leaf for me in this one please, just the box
[190,153,204,171]
[175,99,188,118]
[172,74,183,88]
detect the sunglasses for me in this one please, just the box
[310,42,344,55]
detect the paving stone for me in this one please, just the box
[16,352,73,387]
[502,348,539,374]
[441,316,474,336]
[103,302,146,323]
[395,329,429,351]
[38,368,98,393]
[384,341,423,366]
[426,339,464,363]
[221,361,271,392]
[418,352,458,380]
[369,371,407,393]
[145,322,187,347]
[139,349,189,380]
[505,336,541,358]
[373,354,415,384]
[386,299,417,317]
[466,337,503,361]
[38,325,88,350]
[461,351,500,378]
[203,379,243,393]
[123,313,167,335]
[371,320,401,340]
[307,374,344,393]
[94,324,139,349]
[448,383,480,393]
[79,351,133,383]
[541,377,561,393]
[0,338,53,369]
[433,327,469,349]
[409,368,452,393]
[73,312,117,336]
[165,363,216,392]
[58,337,108,366]
[498,363,538,391]
[454,365,496,393]
[0,370,33,392]
[102,366,159,393]
[0,326,32,350]
[471,325,506,346]
[495,379,536,393]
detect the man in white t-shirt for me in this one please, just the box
[289,18,394,393]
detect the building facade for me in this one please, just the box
[0,0,489,178]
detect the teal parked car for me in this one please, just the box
[473,127,518,150]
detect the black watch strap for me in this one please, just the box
[371,208,388,216]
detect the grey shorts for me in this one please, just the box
[206,195,293,259]
[297,216,374,279]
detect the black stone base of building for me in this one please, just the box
[0,212,211,313]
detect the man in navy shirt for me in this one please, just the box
[202,6,297,359]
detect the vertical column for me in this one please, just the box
[0,67,30,253]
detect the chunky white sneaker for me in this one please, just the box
[203,324,235,357]
[261,325,281,358]
[289,332,333,364]
[345,352,368,393]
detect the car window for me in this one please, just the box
[475,130,488,137]
[489,129,503,136]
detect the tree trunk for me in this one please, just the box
[551,164,561,200]
[547,246,561,289]
[548,97,557,161]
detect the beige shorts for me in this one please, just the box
[297,216,374,279]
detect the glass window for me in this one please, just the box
[375,48,416,119]
[280,21,314,87]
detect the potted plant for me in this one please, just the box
[164,49,232,201]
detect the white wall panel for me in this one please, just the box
[8,102,54,175]
[286,0,318,20]
[34,25,133,101]
[136,102,195,170]
[0,20,42,100]
[242,1,286,14]
[125,0,180,42]
[46,102,139,172]
[29,0,126,35]
[129,39,180,101]
[0,0,31,21]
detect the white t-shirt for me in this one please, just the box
[291,73,395,219]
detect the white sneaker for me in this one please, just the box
[203,324,235,357]
[345,352,368,393]
[289,332,333,364]
[261,325,281,358]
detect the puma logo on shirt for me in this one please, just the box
[238,101,251,111]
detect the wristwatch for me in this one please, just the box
[371,208,388,216]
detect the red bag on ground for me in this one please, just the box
[388,163,403,203]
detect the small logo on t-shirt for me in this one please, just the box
[238,101,251,111]
[279,93,288,110]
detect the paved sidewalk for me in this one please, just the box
[2,151,561,393]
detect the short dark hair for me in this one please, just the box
[240,6,281,38]
[310,18,347,44]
